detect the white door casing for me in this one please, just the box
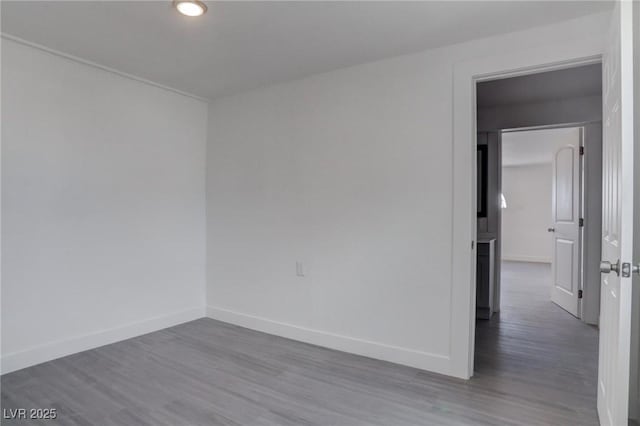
[454,15,608,380]
[550,128,582,317]
[597,2,635,425]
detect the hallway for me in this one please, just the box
[475,261,600,425]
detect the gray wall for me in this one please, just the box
[477,131,502,312]
[477,95,602,132]
[581,123,603,325]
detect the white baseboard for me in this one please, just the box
[206,306,452,376]
[502,255,551,264]
[1,306,206,375]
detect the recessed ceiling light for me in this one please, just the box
[174,1,207,17]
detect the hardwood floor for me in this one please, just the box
[474,261,599,425]
[1,261,599,425]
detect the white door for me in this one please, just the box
[598,2,635,425]
[550,129,582,317]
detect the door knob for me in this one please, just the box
[547,227,555,232]
[600,260,620,275]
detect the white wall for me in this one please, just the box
[206,13,609,377]
[501,164,553,263]
[1,40,208,373]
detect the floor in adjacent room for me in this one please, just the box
[1,261,599,425]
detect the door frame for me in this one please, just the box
[451,37,604,379]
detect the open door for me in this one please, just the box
[597,2,636,425]
[550,128,582,317]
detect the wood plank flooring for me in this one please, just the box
[1,261,599,425]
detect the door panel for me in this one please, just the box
[550,132,581,317]
[555,239,574,292]
[597,2,635,425]
[555,147,576,222]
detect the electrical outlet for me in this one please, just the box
[296,261,304,277]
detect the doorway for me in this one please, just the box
[473,64,603,421]
[451,8,637,422]
[499,124,603,323]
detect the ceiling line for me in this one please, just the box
[1,33,209,103]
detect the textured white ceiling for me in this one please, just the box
[1,1,612,100]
